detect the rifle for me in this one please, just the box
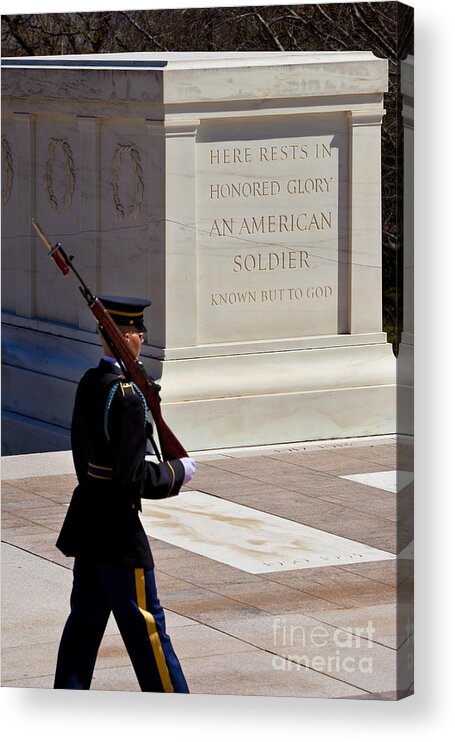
[31,218,188,461]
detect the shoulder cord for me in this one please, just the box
[104,381,148,442]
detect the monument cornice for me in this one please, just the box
[347,109,386,126]
[2,52,388,106]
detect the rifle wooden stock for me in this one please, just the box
[32,219,188,461]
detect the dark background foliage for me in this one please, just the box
[1,3,414,350]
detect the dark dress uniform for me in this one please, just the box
[54,298,189,693]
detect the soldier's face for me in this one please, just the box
[122,329,144,359]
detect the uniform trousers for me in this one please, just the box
[54,558,189,693]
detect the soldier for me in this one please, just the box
[54,296,195,692]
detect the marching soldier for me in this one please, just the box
[54,296,195,692]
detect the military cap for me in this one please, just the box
[99,295,151,331]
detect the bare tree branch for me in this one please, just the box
[118,10,168,51]
[351,3,396,59]
[254,12,286,51]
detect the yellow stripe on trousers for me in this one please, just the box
[134,568,174,693]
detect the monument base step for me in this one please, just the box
[162,384,396,451]
[2,341,397,454]
[1,410,70,456]
[2,381,396,456]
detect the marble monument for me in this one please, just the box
[1,52,396,453]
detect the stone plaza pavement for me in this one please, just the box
[1,436,413,700]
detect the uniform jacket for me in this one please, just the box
[56,359,185,568]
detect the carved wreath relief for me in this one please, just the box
[45,138,76,213]
[1,136,14,206]
[110,144,144,222]
[26,136,145,219]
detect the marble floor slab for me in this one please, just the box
[2,439,410,698]
[340,470,414,493]
[140,491,394,574]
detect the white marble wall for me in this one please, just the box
[1,52,396,454]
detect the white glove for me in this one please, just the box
[181,457,196,485]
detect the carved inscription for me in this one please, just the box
[211,285,333,306]
[208,143,334,267]
[198,121,345,343]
